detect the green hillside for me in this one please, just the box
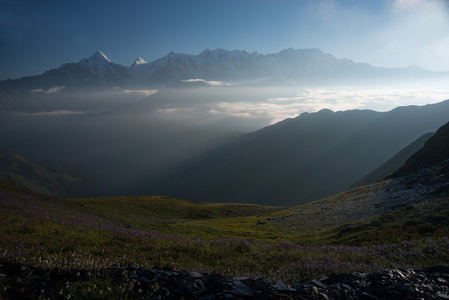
[68,195,283,239]
[0,148,95,198]
[68,181,449,245]
[1,177,449,299]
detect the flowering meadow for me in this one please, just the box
[1,183,449,298]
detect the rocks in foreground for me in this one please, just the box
[1,258,449,299]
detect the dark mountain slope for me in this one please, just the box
[350,132,434,188]
[251,121,449,244]
[142,109,383,204]
[0,148,96,198]
[391,120,449,179]
[384,120,449,198]
[333,119,449,221]
[143,100,449,206]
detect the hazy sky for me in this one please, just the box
[1,0,449,80]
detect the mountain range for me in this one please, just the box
[1,48,446,92]
[141,100,449,206]
[1,97,448,205]
[1,47,449,207]
[2,46,449,298]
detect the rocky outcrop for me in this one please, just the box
[1,258,449,299]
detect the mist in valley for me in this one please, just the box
[1,77,449,201]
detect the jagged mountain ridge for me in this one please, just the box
[0,50,129,91]
[0,50,130,112]
[0,48,443,91]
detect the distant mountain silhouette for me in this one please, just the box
[141,100,449,206]
[1,48,445,93]
[0,51,129,92]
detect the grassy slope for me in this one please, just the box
[68,196,284,240]
[325,196,449,245]
[3,162,447,247]
[2,121,449,285]
[0,148,93,198]
[68,179,449,246]
[1,178,449,300]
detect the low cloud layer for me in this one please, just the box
[123,85,449,127]
[31,86,65,94]
[111,89,158,96]
[19,110,88,116]
[207,87,449,124]
[181,79,230,86]
[3,83,448,198]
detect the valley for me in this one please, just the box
[0,119,449,299]
[1,48,449,299]
[1,48,449,205]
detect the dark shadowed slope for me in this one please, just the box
[142,100,449,206]
[350,132,434,188]
[248,120,449,244]
[0,148,96,198]
[389,119,449,187]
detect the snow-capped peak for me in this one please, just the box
[131,57,147,67]
[79,51,113,67]
[89,50,112,62]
